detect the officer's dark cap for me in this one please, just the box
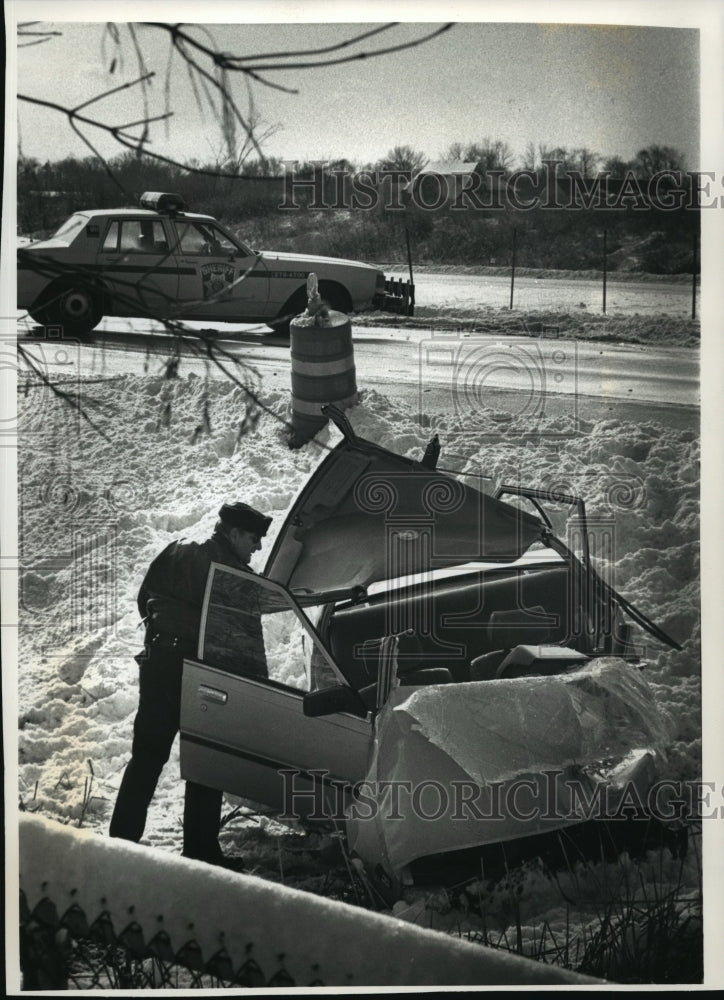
[219,502,272,537]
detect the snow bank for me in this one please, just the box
[18,813,597,986]
[14,367,700,963]
[16,369,700,814]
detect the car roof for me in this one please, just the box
[79,208,216,223]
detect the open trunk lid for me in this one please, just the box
[264,430,544,597]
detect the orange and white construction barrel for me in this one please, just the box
[289,308,358,446]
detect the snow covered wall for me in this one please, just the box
[18,813,598,986]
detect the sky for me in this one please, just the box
[11,4,705,172]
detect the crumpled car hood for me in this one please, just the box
[346,659,673,875]
[264,437,544,596]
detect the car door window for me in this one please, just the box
[101,221,119,252]
[119,219,170,254]
[199,565,345,693]
[174,221,243,256]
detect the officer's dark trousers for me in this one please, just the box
[109,647,224,861]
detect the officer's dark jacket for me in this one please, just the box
[138,531,250,643]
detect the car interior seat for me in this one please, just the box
[495,644,589,679]
[485,605,557,650]
[469,605,559,681]
[469,648,509,681]
[356,631,454,714]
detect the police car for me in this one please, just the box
[17,192,413,337]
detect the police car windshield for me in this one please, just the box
[52,214,89,244]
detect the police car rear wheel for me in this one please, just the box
[31,282,103,337]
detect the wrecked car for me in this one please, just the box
[179,406,682,898]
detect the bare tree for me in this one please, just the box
[442,141,465,163]
[537,145,577,172]
[18,22,453,187]
[601,155,632,178]
[454,138,515,175]
[521,141,538,171]
[633,144,686,176]
[376,145,429,174]
[571,147,600,177]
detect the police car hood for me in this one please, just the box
[258,250,379,272]
[263,432,544,598]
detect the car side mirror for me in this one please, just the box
[303,685,366,718]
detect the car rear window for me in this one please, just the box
[117,219,170,253]
[52,214,89,244]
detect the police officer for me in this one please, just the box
[109,501,272,868]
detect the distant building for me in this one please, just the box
[408,160,507,208]
[414,160,481,181]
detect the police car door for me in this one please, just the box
[97,217,180,318]
[172,219,270,321]
[179,563,370,821]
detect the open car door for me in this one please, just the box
[179,564,370,821]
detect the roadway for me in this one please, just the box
[18,315,699,430]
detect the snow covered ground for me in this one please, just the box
[381,268,699,317]
[12,349,702,971]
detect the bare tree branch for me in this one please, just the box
[152,21,398,66]
[127,23,152,150]
[18,23,62,36]
[15,20,456,448]
[170,33,264,162]
[17,343,115,444]
[18,37,56,48]
[68,119,130,197]
[169,326,335,453]
[222,23,455,72]
[19,90,240,179]
[72,71,157,114]
[17,21,456,181]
